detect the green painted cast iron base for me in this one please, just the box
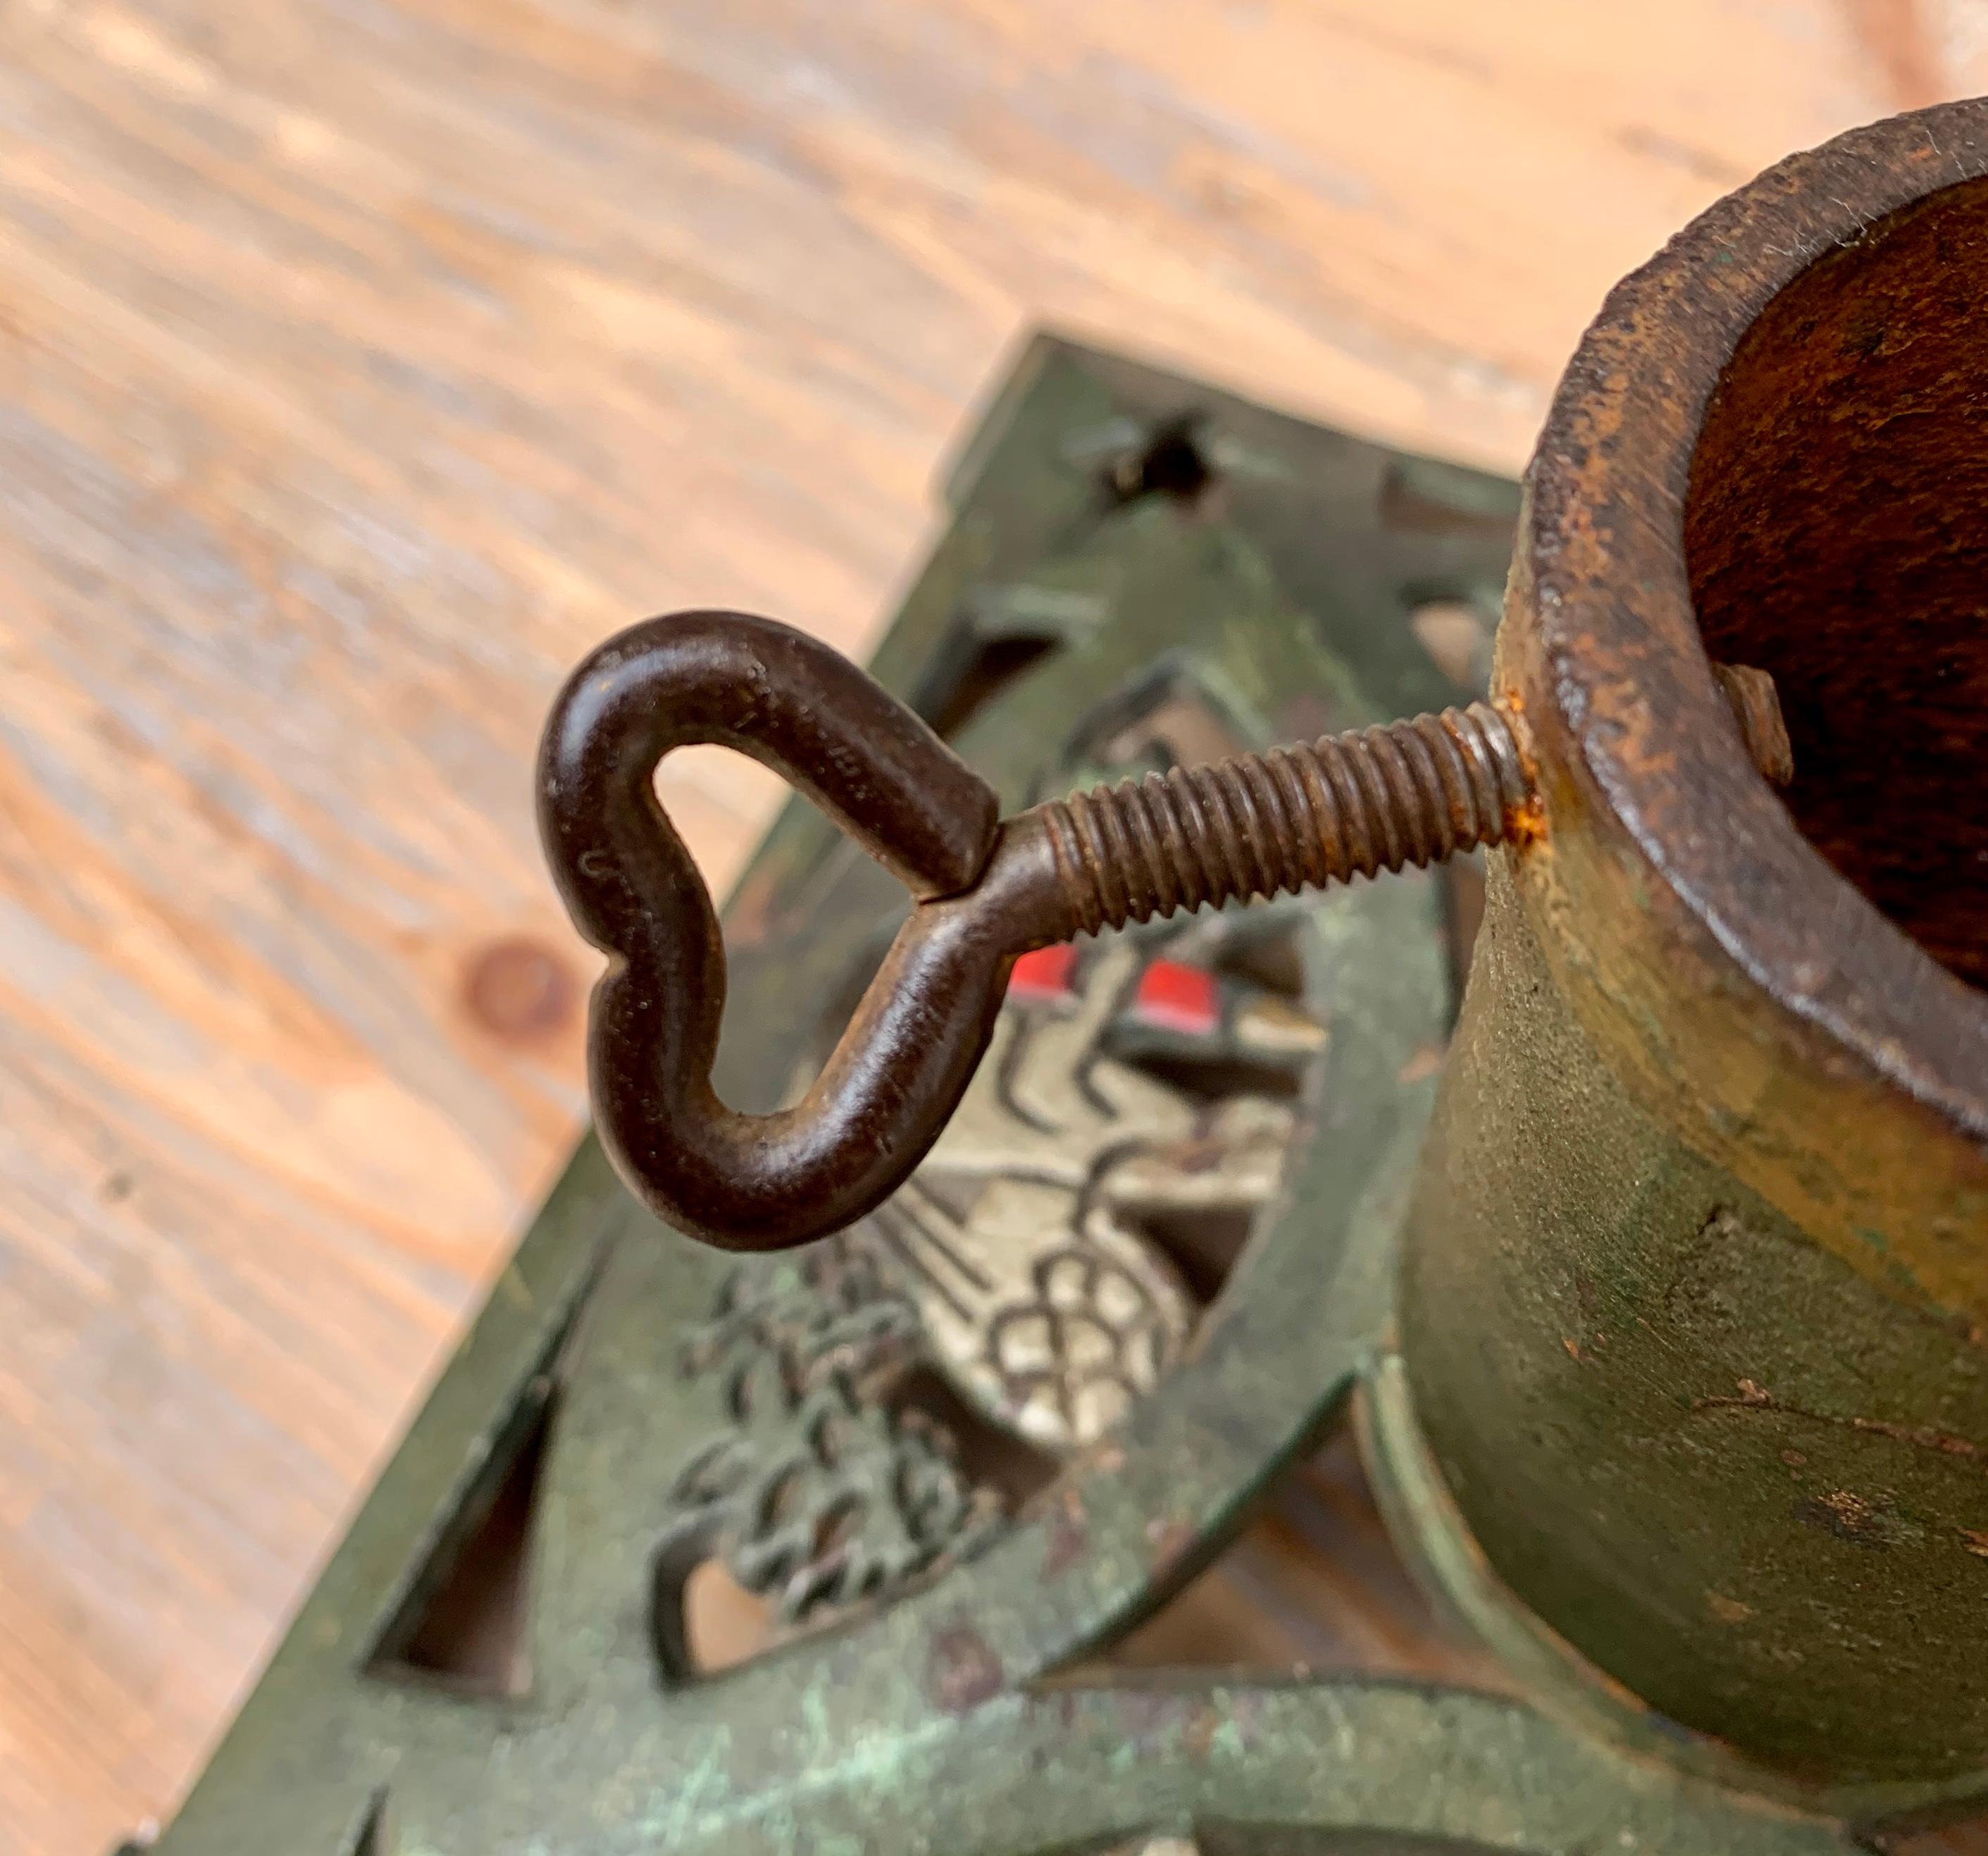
[1372,857,1988,1831]
[137,338,1874,1856]
[1362,1354,1988,1836]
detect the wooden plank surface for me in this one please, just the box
[0,1,1975,1848]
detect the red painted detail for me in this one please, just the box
[1007,941,1079,1002]
[1131,958,1221,1034]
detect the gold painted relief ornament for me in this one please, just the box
[862,924,1327,1454]
[663,907,1327,1640]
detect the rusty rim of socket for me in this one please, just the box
[1509,100,1988,1257]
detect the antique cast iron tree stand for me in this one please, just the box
[148,101,1988,1855]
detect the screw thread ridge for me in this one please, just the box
[1040,702,1525,936]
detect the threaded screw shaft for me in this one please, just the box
[1033,665,1791,939]
[1037,703,1529,936]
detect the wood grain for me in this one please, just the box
[0,1,1968,1848]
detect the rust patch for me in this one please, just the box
[1696,1378,1987,1468]
[1846,1415,1988,1461]
[1504,794,1549,850]
[1796,1488,1915,1551]
[927,1623,1004,1714]
[1709,663,1794,788]
[462,936,578,1043]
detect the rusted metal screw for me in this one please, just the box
[1036,703,1528,936]
[1029,672,1789,941]
[539,610,1792,1253]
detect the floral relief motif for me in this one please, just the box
[661,912,1327,1635]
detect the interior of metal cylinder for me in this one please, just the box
[1685,175,1988,993]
